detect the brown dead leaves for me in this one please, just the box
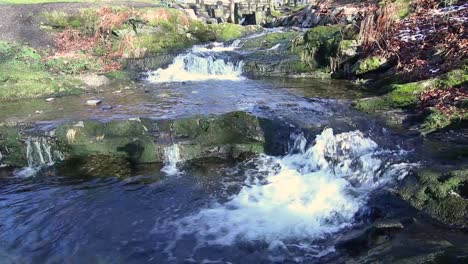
[420,86,468,115]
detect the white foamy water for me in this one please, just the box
[147,41,244,83]
[161,144,182,175]
[14,137,63,178]
[170,128,411,253]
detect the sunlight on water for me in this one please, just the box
[161,144,182,175]
[147,41,244,83]
[166,128,411,257]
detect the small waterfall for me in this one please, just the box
[147,41,244,83]
[288,131,307,154]
[172,128,412,254]
[161,144,182,175]
[16,137,63,177]
[268,43,282,50]
[148,53,244,83]
[0,150,4,167]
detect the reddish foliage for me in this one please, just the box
[420,86,468,115]
[55,29,96,53]
[375,2,468,80]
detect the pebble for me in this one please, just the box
[101,105,113,110]
[86,99,102,106]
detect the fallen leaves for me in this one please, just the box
[420,86,468,116]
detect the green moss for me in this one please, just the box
[104,70,132,80]
[379,0,412,19]
[45,56,102,74]
[395,0,411,19]
[55,119,158,164]
[42,10,70,28]
[0,41,82,101]
[352,56,387,75]
[398,169,468,227]
[133,32,191,54]
[0,126,27,167]
[188,21,216,42]
[421,108,468,133]
[354,67,467,112]
[437,66,468,88]
[211,23,246,42]
[241,31,300,50]
[294,25,344,70]
[292,61,312,73]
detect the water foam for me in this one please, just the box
[147,41,244,83]
[14,137,63,178]
[169,128,410,252]
[161,144,182,175]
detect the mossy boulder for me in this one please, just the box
[421,108,468,134]
[241,31,300,50]
[354,68,468,112]
[0,126,27,167]
[55,119,158,164]
[352,56,388,75]
[397,169,468,227]
[50,112,287,167]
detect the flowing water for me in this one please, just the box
[0,34,465,263]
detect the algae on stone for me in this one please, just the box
[398,169,468,227]
[352,56,388,75]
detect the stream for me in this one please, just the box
[0,34,466,263]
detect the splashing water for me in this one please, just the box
[147,43,244,83]
[167,128,411,255]
[14,137,63,177]
[161,144,182,175]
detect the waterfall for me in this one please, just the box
[0,150,4,167]
[288,131,307,154]
[147,43,244,83]
[172,128,411,254]
[161,144,182,175]
[15,137,63,177]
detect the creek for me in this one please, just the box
[0,33,466,263]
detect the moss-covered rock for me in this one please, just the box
[241,31,300,50]
[0,126,27,167]
[420,108,468,134]
[55,119,158,164]
[47,112,287,169]
[352,56,388,75]
[397,169,468,227]
[354,68,468,112]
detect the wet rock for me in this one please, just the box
[85,99,102,106]
[336,219,405,255]
[50,112,292,166]
[78,74,111,87]
[58,155,132,178]
[397,169,468,228]
[0,126,27,167]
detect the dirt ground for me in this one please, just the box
[0,1,157,48]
